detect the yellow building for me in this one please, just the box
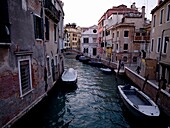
[64,23,81,50]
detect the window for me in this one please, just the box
[106,30,110,36]
[113,33,115,38]
[83,38,89,43]
[93,29,97,33]
[83,48,88,53]
[123,56,128,62]
[45,17,49,40]
[101,42,104,47]
[47,57,51,76]
[160,9,164,24]
[136,33,140,36]
[93,48,97,56]
[167,4,170,21]
[18,59,32,96]
[163,37,169,54]
[133,57,137,63]
[150,39,154,52]
[124,44,128,50]
[117,31,119,37]
[153,15,156,27]
[54,24,57,41]
[0,24,11,43]
[116,44,118,50]
[34,15,43,39]
[142,32,146,36]
[124,31,129,37]
[157,37,161,53]
[93,38,97,43]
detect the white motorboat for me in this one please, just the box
[61,68,77,84]
[100,67,112,74]
[118,85,160,117]
[114,69,125,75]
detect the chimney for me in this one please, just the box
[158,0,163,5]
[142,6,145,19]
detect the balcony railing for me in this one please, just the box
[44,0,60,23]
[134,36,150,43]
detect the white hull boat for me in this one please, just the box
[118,85,160,117]
[100,67,112,74]
[61,68,77,84]
[114,69,125,75]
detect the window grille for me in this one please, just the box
[19,59,32,95]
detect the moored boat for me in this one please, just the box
[79,56,90,64]
[88,60,103,67]
[61,68,77,84]
[100,67,112,74]
[118,85,160,117]
[75,54,83,60]
[114,69,125,75]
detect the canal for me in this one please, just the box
[12,58,170,128]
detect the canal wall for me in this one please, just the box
[125,67,170,116]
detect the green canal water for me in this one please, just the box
[12,58,170,128]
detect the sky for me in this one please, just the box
[62,0,157,27]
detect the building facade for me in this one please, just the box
[98,3,148,66]
[150,0,170,87]
[81,25,98,58]
[64,23,81,51]
[0,0,64,127]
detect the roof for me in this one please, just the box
[151,0,169,14]
[98,4,139,23]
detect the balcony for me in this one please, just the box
[134,36,150,43]
[44,0,60,23]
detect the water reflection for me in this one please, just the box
[11,58,170,128]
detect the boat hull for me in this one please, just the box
[61,68,77,84]
[118,85,160,117]
[89,61,103,67]
[100,68,112,74]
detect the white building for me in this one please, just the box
[81,25,98,58]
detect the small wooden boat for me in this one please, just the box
[100,67,112,74]
[61,68,77,84]
[118,85,160,117]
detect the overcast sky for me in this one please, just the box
[62,0,157,27]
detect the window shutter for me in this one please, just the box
[33,15,37,38]
[41,18,44,40]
